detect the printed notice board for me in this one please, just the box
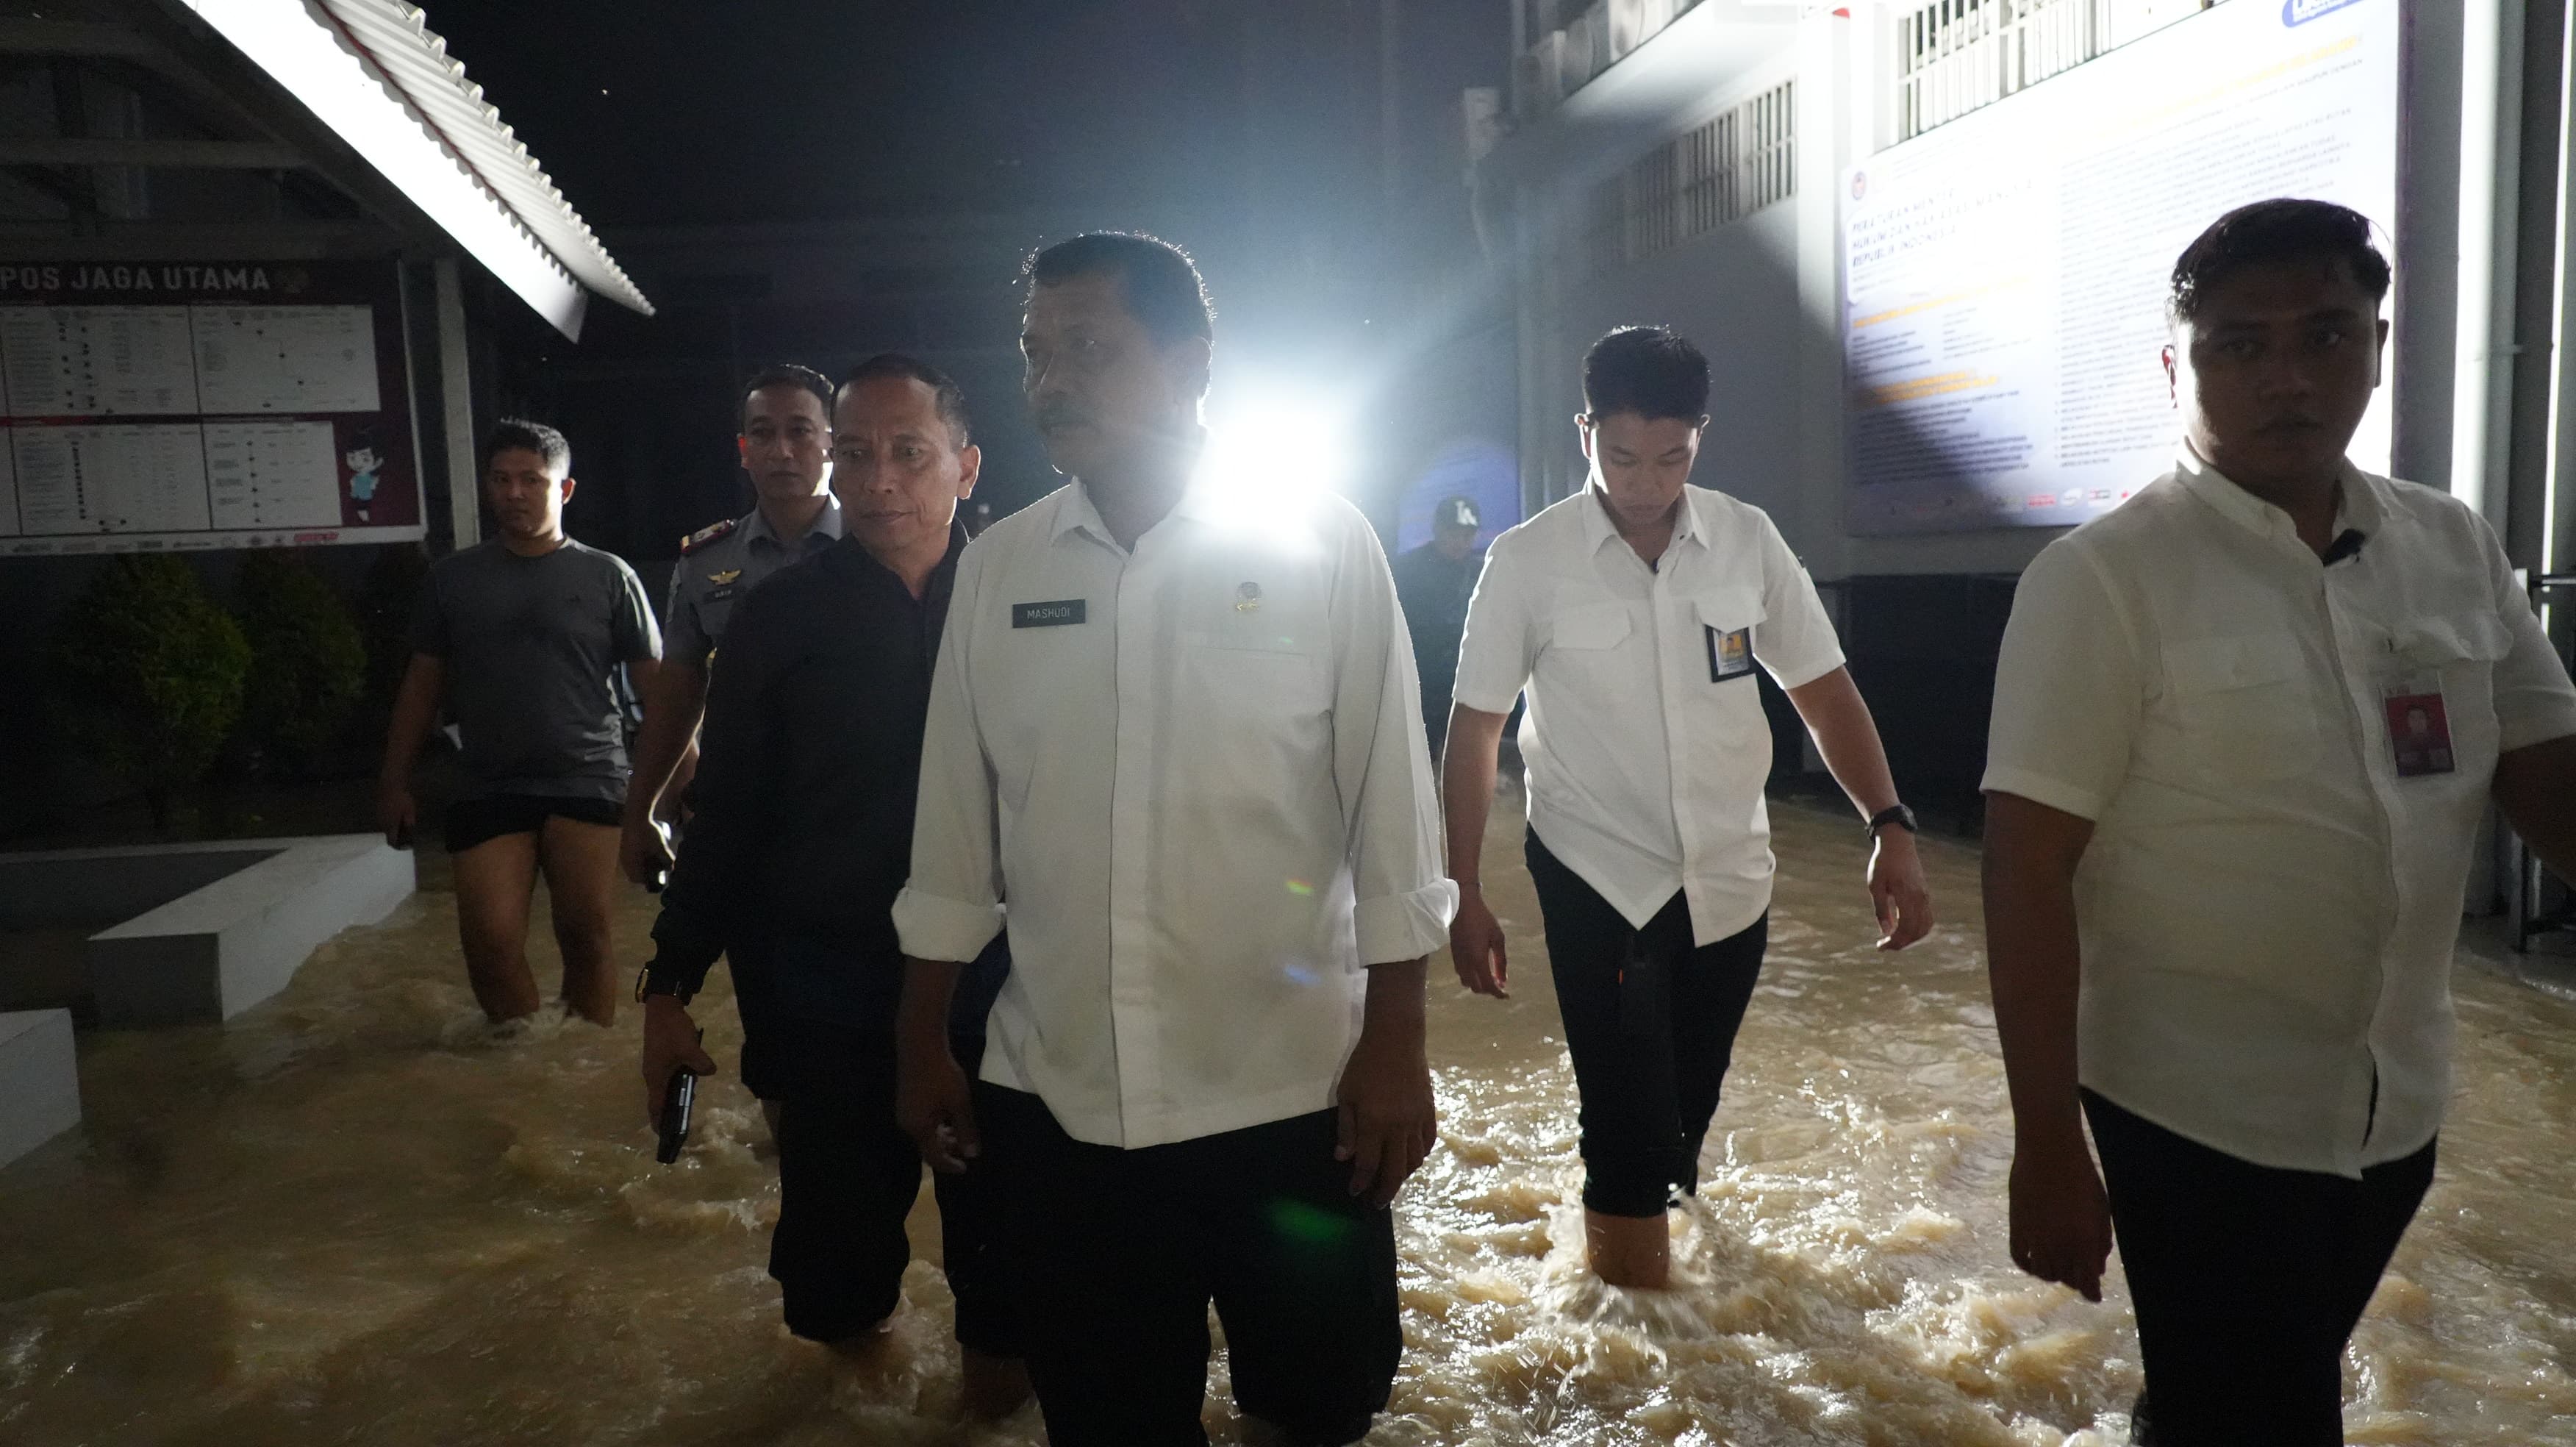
[1841,0,2399,535]
[0,260,420,554]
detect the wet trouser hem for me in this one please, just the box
[764,1007,1018,1356]
[1525,829,1767,1220]
[977,1082,1398,1447]
[2083,1088,2435,1447]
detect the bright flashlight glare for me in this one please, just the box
[1200,392,1353,506]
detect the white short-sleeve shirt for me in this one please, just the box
[1452,485,1846,943]
[1983,446,2576,1177]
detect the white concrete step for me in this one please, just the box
[0,835,415,1026]
[0,1010,79,1170]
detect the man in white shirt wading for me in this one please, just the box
[890,233,1456,1447]
[1983,199,2576,1445]
[1445,326,1936,1290]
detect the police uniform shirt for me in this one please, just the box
[895,476,1458,1150]
[1984,446,2576,1177]
[1450,484,1847,946]
[664,496,844,666]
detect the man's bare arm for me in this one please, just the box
[1338,956,1434,1206]
[620,656,706,882]
[895,957,975,1171]
[624,656,707,821]
[1783,668,1900,817]
[1981,790,2111,1301]
[1440,703,1513,996]
[1784,667,1934,948]
[375,653,444,848]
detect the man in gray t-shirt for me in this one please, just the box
[378,419,662,1029]
[407,539,657,802]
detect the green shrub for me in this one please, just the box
[49,554,250,826]
[235,549,368,772]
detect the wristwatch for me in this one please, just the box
[633,960,694,1007]
[1866,804,1919,841]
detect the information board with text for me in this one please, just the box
[1842,0,2398,535]
[0,260,421,554]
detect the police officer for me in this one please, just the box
[618,362,842,889]
[638,354,1023,1414]
[1390,493,1485,762]
[619,364,840,1127]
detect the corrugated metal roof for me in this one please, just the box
[312,0,654,318]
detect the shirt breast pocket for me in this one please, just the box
[1184,592,1332,722]
[2161,631,2319,782]
[1545,599,1631,666]
[2389,611,2511,767]
[1695,591,1766,685]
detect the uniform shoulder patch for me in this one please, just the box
[679,517,740,555]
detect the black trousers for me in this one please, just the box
[1525,829,1767,1218]
[977,1083,1400,1447]
[754,935,1015,1353]
[2083,1089,2437,1447]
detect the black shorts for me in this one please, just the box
[444,793,623,853]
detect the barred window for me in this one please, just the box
[1581,78,1797,282]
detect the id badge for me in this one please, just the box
[2382,675,2455,777]
[1706,624,1753,682]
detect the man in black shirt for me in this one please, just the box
[634,356,1021,1412]
[1390,493,1485,762]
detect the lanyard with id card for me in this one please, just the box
[2382,672,2455,777]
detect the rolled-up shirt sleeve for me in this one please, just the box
[1450,536,1534,716]
[895,540,1009,962]
[2483,517,2576,752]
[1330,508,1459,964]
[1982,537,2146,822]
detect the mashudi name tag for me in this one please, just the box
[1012,599,1087,628]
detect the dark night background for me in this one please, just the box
[418,0,1514,568]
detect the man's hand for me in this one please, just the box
[376,782,415,850]
[2008,1127,2113,1301]
[1334,1019,1437,1207]
[639,994,717,1129]
[618,812,674,887]
[1448,888,1511,998]
[1868,831,1935,951]
[898,1034,980,1174]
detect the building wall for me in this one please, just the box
[1555,202,1806,535]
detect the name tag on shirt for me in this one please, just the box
[1012,599,1087,629]
[2382,675,2455,777]
[1706,625,1753,682]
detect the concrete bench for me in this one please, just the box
[0,835,414,1026]
[0,1010,79,1168]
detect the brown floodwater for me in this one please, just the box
[4,796,2574,1446]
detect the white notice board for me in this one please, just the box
[1841,0,2399,535]
[0,260,418,553]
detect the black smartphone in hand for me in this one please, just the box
[655,1026,704,1164]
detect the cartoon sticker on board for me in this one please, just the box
[344,430,384,523]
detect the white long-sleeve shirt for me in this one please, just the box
[894,476,1458,1149]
